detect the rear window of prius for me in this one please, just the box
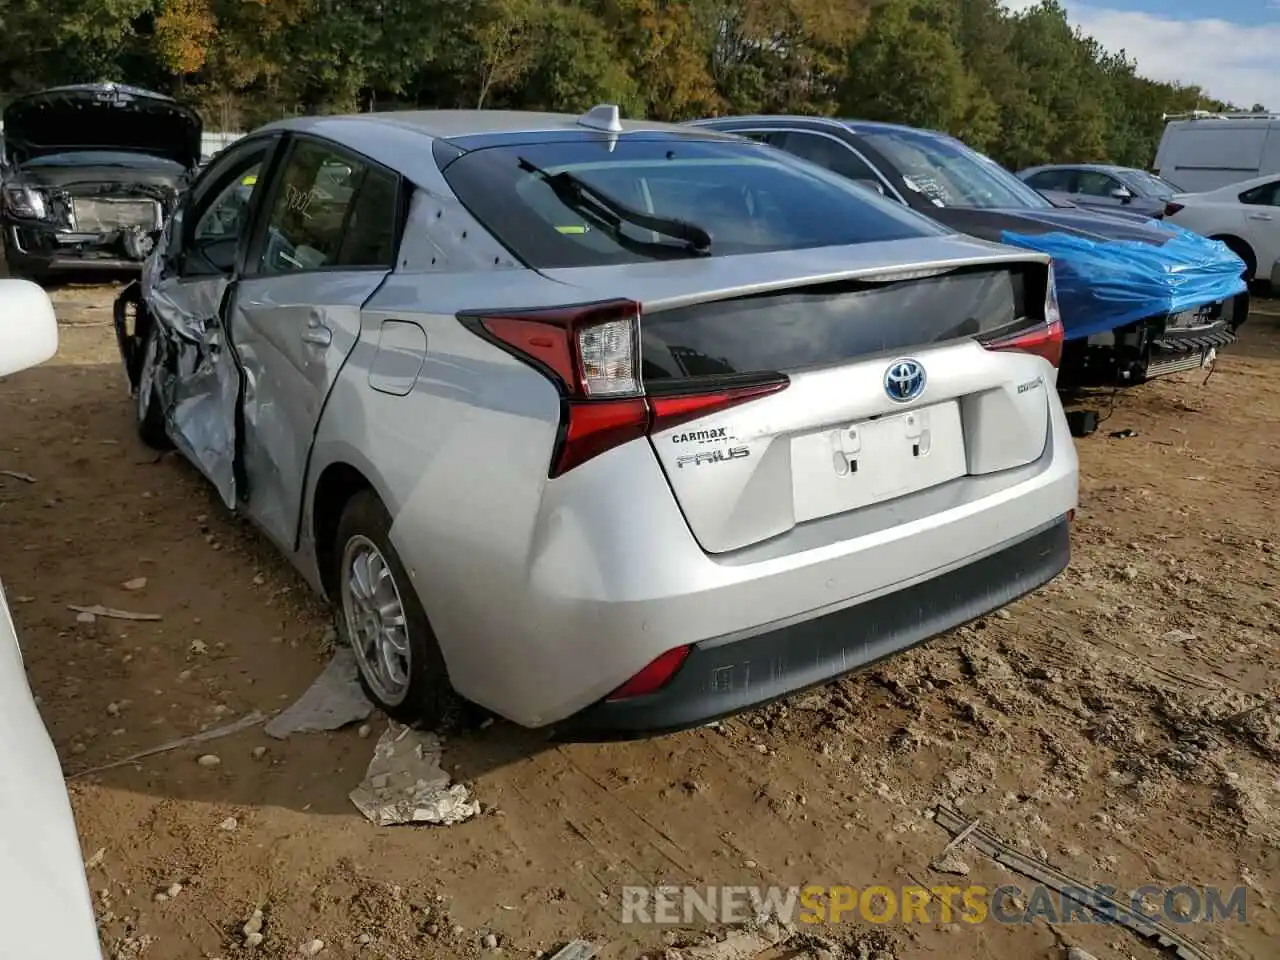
[438,136,950,268]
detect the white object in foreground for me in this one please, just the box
[0,278,59,378]
[0,278,102,959]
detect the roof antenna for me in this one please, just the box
[577,104,623,134]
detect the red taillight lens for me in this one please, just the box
[606,645,692,701]
[463,299,788,477]
[556,398,649,476]
[1163,202,1184,217]
[648,382,788,434]
[984,316,1064,368]
[981,262,1064,368]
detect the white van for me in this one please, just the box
[1154,112,1280,193]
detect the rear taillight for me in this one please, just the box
[980,262,1064,368]
[1163,201,1185,217]
[462,299,787,477]
[606,644,692,700]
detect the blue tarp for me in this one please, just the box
[1000,220,1248,341]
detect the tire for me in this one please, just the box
[333,490,460,728]
[134,322,172,450]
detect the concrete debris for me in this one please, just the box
[121,577,148,591]
[264,648,374,740]
[349,722,480,826]
[243,908,265,938]
[930,852,971,876]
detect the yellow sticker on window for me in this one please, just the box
[241,174,258,186]
[555,225,588,235]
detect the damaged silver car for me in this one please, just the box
[1,83,201,282]
[113,107,1077,740]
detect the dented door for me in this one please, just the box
[148,138,279,509]
[225,138,402,550]
[229,271,387,549]
[146,265,240,509]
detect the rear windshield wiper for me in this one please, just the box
[517,157,713,256]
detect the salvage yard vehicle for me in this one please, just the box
[1,83,202,283]
[692,116,1251,388]
[113,104,1078,739]
[1162,172,1280,289]
[1017,163,1182,219]
[0,279,104,959]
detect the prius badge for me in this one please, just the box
[884,358,926,403]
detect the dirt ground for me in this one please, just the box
[0,282,1277,960]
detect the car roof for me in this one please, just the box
[248,108,744,188]
[1207,170,1280,193]
[693,115,954,140]
[261,109,732,143]
[1021,163,1139,176]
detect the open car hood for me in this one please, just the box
[3,83,202,170]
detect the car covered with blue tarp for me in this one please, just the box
[689,114,1251,388]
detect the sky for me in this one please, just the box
[998,0,1280,110]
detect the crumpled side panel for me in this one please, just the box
[1000,220,1248,341]
[165,324,239,509]
[142,252,238,508]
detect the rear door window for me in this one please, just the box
[439,136,948,268]
[1239,180,1280,206]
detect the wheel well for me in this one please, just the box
[313,462,373,598]
[1209,234,1257,277]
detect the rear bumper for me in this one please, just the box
[391,351,1080,732]
[556,516,1070,741]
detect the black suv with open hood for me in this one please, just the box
[2,83,202,282]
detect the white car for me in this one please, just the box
[0,279,103,959]
[1163,173,1280,288]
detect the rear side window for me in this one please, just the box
[439,137,947,268]
[1239,181,1280,206]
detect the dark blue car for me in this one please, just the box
[690,115,1250,389]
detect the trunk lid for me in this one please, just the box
[3,83,202,170]
[543,243,1057,554]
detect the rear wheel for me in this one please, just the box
[134,322,172,450]
[333,490,460,728]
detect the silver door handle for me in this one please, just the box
[301,324,332,347]
[1246,212,1273,220]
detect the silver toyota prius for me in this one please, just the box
[112,105,1078,739]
